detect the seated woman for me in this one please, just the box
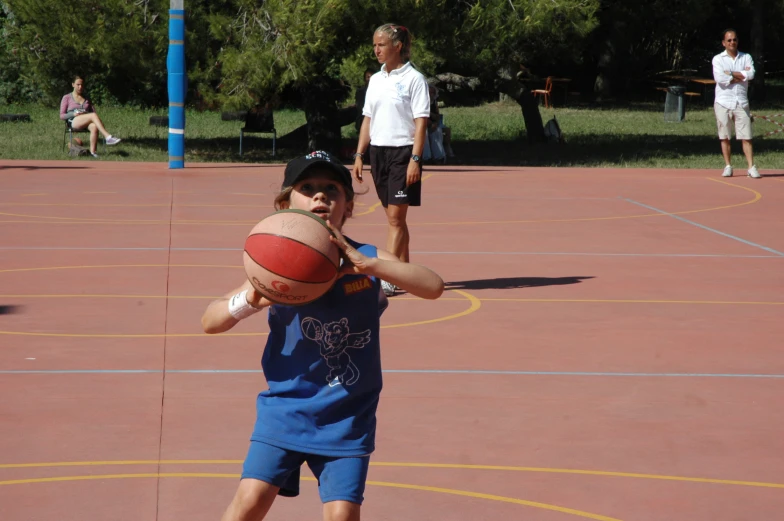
[60,75,121,157]
[423,84,455,163]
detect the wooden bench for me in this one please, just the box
[0,114,31,122]
[656,87,701,97]
[149,115,169,127]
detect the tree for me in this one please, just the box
[2,0,229,106]
[210,0,600,150]
[432,0,600,142]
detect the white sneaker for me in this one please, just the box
[747,165,761,178]
[721,165,733,177]
[381,280,397,297]
[90,152,99,158]
[105,136,121,146]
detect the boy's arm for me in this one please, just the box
[363,249,444,300]
[328,223,445,300]
[201,279,271,334]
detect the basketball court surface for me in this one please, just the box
[0,160,782,520]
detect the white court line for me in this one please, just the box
[622,198,784,257]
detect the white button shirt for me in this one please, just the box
[362,62,430,147]
[712,50,755,109]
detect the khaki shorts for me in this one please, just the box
[715,103,753,140]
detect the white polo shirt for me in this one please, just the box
[362,62,430,147]
[712,50,755,109]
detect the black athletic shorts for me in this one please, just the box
[369,145,422,207]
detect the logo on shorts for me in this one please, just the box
[271,280,290,293]
[395,190,406,198]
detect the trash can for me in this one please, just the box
[664,85,687,122]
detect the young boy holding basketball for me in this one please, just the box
[201,150,444,521]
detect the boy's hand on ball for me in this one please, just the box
[327,220,371,276]
[246,288,271,309]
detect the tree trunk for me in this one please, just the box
[518,87,546,144]
[496,73,546,144]
[301,80,342,155]
[750,0,765,101]
[593,40,614,100]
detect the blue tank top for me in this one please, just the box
[250,239,388,456]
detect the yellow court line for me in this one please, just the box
[0,473,622,520]
[3,295,781,306]
[353,201,381,217]
[0,264,238,274]
[351,174,433,218]
[0,211,279,224]
[366,480,622,521]
[371,463,784,489]
[0,291,478,338]
[398,177,762,226]
[1,174,754,227]
[461,297,784,306]
[0,203,272,208]
[0,331,265,338]
[0,460,781,490]
[0,265,479,337]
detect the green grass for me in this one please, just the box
[0,104,307,163]
[1,100,782,168]
[439,100,784,168]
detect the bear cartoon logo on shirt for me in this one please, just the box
[301,317,371,387]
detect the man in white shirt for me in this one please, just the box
[712,29,761,178]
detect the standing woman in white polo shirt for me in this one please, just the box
[352,24,430,296]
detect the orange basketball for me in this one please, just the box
[243,209,340,305]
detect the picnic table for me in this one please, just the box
[661,75,716,105]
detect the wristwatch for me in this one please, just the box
[352,152,364,161]
[411,154,421,163]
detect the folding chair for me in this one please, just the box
[62,120,104,153]
[532,77,554,109]
[239,108,276,157]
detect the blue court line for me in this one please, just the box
[1,369,782,378]
[622,198,784,257]
[0,246,779,258]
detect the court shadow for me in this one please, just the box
[445,276,595,290]
[0,305,22,315]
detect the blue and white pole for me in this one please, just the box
[167,0,186,169]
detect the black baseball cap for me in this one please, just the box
[282,150,354,190]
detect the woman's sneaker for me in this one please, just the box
[105,136,121,145]
[747,165,761,178]
[381,280,397,296]
[721,165,733,177]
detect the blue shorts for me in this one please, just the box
[241,440,370,504]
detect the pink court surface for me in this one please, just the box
[0,160,783,521]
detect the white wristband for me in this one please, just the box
[228,290,261,320]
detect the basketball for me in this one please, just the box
[243,209,341,305]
